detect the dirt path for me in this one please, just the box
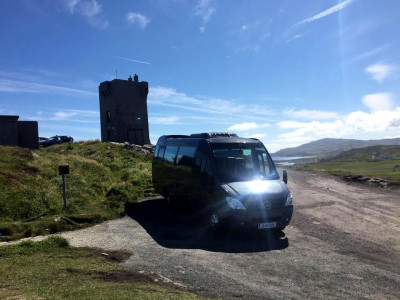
[61,170,400,299]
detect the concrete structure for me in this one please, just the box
[99,74,150,145]
[0,115,39,149]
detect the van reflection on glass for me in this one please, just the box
[152,133,293,232]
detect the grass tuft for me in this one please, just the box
[0,237,206,299]
[0,141,156,240]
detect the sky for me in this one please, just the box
[1,0,399,152]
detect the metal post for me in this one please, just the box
[62,174,67,209]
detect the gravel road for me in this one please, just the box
[61,170,400,299]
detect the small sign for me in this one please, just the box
[58,165,70,175]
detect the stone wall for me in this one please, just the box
[18,121,39,149]
[0,115,39,149]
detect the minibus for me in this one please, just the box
[152,133,293,231]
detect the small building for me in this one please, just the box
[0,115,39,149]
[99,74,150,145]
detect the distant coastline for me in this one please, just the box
[272,156,315,161]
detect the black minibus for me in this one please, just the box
[152,133,293,231]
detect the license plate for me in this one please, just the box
[258,222,276,229]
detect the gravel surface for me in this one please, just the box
[60,170,400,299]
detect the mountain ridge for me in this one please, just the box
[271,138,400,157]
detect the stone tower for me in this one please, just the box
[99,74,150,145]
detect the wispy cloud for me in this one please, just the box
[0,79,96,97]
[65,0,109,29]
[194,0,216,33]
[228,122,270,131]
[347,44,390,65]
[29,109,98,123]
[362,93,394,112]
[365,62,396,83]
[238,20,261,33]
[148,86,274,121]
[115,56,151,65]
[283,108,340,120]
[294,0,355,26]
[286,34,303,43]
[239,25,249,32]
[126,12,151,29]
[149,116,181,125]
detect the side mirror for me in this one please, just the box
[283,170,288,184]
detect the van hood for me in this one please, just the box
[221,180,289,209]
[222,180,287,196]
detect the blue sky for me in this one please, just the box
[1,0,399,152]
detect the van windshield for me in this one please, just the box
[210,143,279,182]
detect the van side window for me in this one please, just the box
[157,146,166,160]
[177,146,196,167]
[200,158,214,186]
[164,146,179,164]
[154,145,160,158]
[194,154,202,168]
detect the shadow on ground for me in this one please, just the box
[126,198,289,253]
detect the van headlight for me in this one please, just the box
[285,193,293,206]
[226,197,245,210]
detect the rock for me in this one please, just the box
[124,143,155,154]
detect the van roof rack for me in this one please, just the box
[164,135,190,139]
[190,132,238,138]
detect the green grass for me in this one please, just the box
[0,141,156,240]
[0,236,206,299]
[297,145,400,181]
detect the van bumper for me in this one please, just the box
[221,205,293,230]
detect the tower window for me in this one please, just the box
[106,111,111,122]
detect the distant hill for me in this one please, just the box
[325,145,400,162]
[271,138,400,157]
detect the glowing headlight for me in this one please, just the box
[226,197,245,210]
[285,193,293,206]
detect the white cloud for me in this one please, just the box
[66,0,80,13]
[0,79,96,97]
[365,62,396,83]
[239,25,248,32]
[79,0,101,17]
[347,45,390,65]
[362,93,394,112]
[284,108,340,120]
[149,116,180,125]
[194,0,216,32]
[149,86,200,105]
[28,109,99,122]
[286,34,303,43]
[126,12,151,29]
[346,109,400,132]
[65,0,108,29]
[148,86,274,121]
[295,0,355,26]
[249,133,267,139]
[53,111,78,120]
[228,122,270,131]
[276,107,400,147]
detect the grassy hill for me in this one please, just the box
[299,145,400,182]
[0,141,155,241]
[272,138,400,157]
